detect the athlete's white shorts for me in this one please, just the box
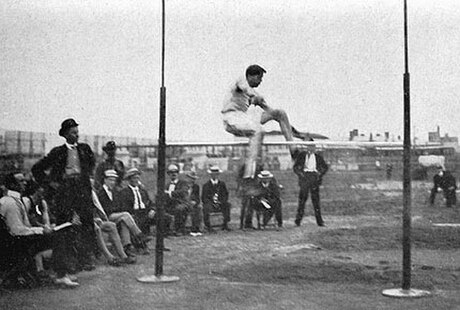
[222,111,262,137]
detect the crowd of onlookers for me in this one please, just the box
[0,119,287,289]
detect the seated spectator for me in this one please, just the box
[22,181,52,229]
[119,168,172,252]
[201,165,231,232]
[252,170,283,229]
[92,190,136,265]
[97,170,153,256]
[0,173,79,288]
[185,171,202,236]
[165,164,189,235]
[429,165,457,208]
[21,181,53,281]
[237,162,264,229]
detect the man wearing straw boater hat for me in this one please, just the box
[95,141,125,190]
[201,165,231,232]
[32,118,98,275]
[253,170,283,229]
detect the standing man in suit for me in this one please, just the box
[32,118,97,270]
[292,139,329,227]
[94,141,125,191]
[429,165,457,208]
[201,165,231,232]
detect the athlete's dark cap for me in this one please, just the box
[246,64,266,76]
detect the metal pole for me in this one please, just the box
[382,0,429,298]
[155,0,167,277]
[137,0,178,284]
[401,0,411,289]
[155,86,166,276]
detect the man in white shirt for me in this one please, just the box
[0,173,79,287]
[222,65,298,179]
[292,140,329,227]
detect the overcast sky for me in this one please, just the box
[1,0,460,142]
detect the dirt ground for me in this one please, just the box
[1,175,459,310]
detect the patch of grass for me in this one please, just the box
[309,225,460,251]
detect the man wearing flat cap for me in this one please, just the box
[119,167,172,250]
[97,169,150,256]
[32,118,97,270]
[165,164,190,235]
[201,165,231,232]
[95,141,125,191]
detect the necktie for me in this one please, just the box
[135,188,145,209]
[107,189,113,201]
[168,182,176,197]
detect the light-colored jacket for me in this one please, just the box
[0,191,43,236]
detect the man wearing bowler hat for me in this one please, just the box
[32,118,97,270]
[95,141,125,190]
[201,165,231,232]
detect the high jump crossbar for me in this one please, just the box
[118,141,441,148]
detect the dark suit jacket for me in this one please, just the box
[32,143,95,189]
[253,180,282,211]
[97,188,122,216]
[164,180,189,212]
[188,183,200,207]
[292,151,328,184]
[118,186,154,214]
[201,180,229,205]
[433,171,457,191]
[256,181,281,202]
